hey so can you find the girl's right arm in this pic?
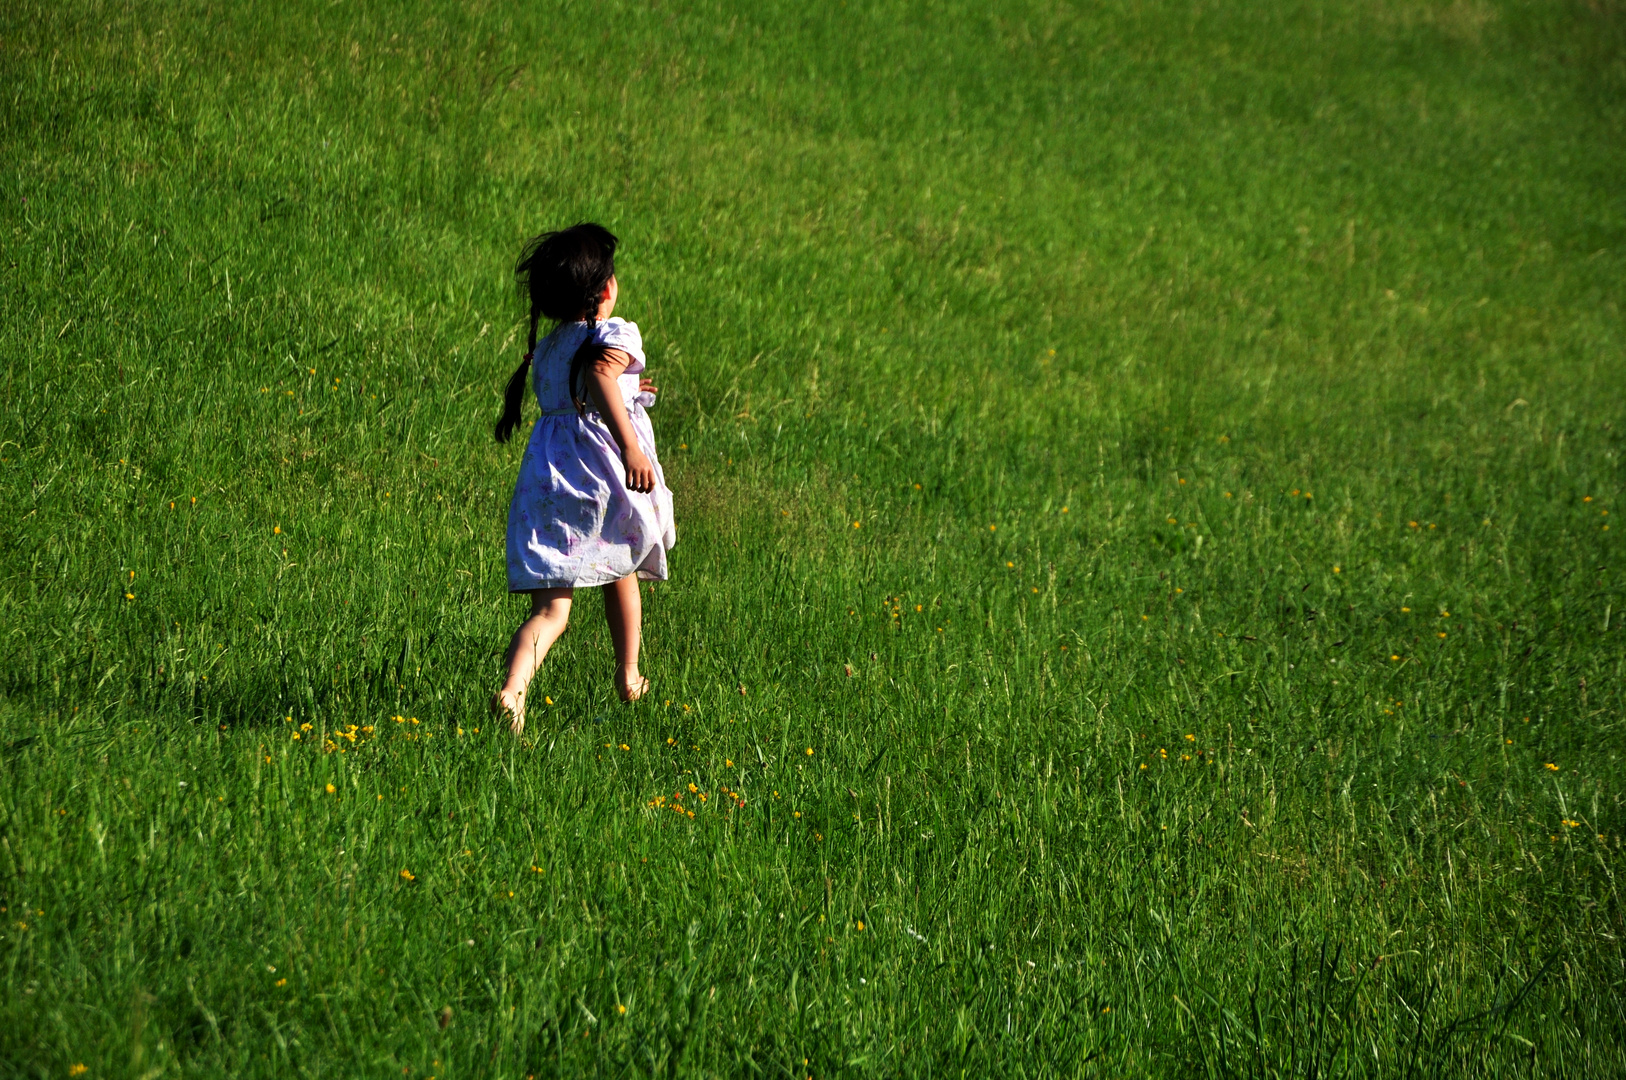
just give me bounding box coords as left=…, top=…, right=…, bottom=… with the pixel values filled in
left=584, top=348, right=656, bottom=493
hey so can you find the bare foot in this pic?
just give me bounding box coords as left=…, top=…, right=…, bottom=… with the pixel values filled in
left=616, top=668, right=650, bottom=702
left=491, top=688, right=525, bottom=734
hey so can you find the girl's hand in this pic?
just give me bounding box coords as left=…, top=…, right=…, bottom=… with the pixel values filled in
left=637, top=377, right=658, bottom=397
left=624, top=448, right=657, bottom=494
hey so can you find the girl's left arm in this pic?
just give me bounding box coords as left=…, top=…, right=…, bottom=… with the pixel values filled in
left=584, top=348, right=656, bottom=493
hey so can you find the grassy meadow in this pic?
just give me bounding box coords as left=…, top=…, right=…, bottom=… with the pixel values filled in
left=3, top=0, right=1625, bottom=1074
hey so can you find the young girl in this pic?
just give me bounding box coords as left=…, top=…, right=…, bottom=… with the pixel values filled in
left=491, top=223, right=675, bottom=732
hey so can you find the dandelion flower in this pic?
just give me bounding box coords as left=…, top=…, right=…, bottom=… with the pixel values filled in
left=1333, top=566, right=1341, bottom=573
left=274, top=525, right=281, bottom=535
left=618, top=1004, right=627, bottom=1015
left=325, top=783, right=336, bottom=794
left=806, top=747, right=814, bottom=756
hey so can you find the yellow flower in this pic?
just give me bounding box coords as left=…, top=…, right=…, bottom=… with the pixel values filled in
left=1185, top=734, right=1195, bottom=741
left=855, top=920, right=865, bottom=931
left=688, top=783, right=698, bottom=793
left=1390, top=655, right=1400, bottom=661
left=1333, top=566, right=1341, bottom=573
left=125, top=592, right=135, bottom=600
left=69, top=1066, right=88, bottom=1076
left=274, top=525, right=281, bottom=535
left=1544, top=763, right=1559, bottom=771
left=805, top=747, right=814, bottom=756
left=620, top=743, right=630, bottom=751
left=544, top=696, right=553, bottom=705
left=400, top=869, right=415, bottom=881
left=852, top=521, right=861, bottom=528
left=725, top=759, right=733, bottom=767
left=1562, top=819, right=1579, bottom=828
left=618, top=1004, right=627, bottom=1015
left=275, top=978, right=287, bottom=987
left=325, top=783, right=336, bottom=794
left=794, top=811, right=801, bottom=818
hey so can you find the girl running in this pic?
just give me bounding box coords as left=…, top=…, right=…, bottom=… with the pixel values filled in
left=491, top=223, right=675, bottom=732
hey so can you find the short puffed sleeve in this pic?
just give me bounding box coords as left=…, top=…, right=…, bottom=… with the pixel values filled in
left=593, top=318, right=645, bottom=374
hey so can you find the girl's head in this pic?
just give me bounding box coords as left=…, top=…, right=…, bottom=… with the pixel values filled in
left=516, top=222, right=618, bottom=331
left=496, top=222, right=619, bottom=443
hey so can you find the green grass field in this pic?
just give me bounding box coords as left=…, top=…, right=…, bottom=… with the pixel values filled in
left=3, top=0, right=1624, bottom=1075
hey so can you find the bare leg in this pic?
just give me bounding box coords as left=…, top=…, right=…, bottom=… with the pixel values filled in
left=602, top=574, right=649, bottom=701
left=491, top=588, right=573, bottom=733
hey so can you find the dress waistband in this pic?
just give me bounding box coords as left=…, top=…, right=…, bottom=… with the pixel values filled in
left=535, top=394, right=652, bottom=419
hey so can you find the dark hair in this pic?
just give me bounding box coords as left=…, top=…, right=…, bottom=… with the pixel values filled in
left=495, top=222, right=618, bottom=442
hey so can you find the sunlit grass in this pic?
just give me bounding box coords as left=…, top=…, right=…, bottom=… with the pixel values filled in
left=1, top=0, right=1623, bottom=1075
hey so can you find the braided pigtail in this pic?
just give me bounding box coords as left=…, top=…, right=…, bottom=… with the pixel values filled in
left=568, top=289, right=604, bottom=417
left=494, top=309, right=540, bottom=444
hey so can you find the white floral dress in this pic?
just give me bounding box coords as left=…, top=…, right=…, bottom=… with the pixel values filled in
left=505, top=318, right=675, bottom=591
